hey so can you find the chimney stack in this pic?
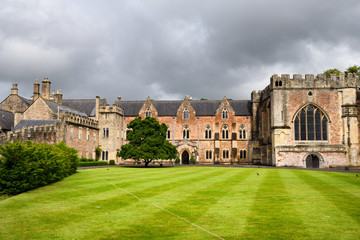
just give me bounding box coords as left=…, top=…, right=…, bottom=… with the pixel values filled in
left=95, top=96, right=100, bottom=120
left=11, top=84, right=18, bottom=95
left=41, top=78, right=51, bottom=100
left=54, top=90, right=63, bottom=104
left=33, top=79, right=40, bottom=100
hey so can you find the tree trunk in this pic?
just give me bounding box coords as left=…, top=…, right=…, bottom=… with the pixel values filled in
left=145, top=160, right=151, bottom=167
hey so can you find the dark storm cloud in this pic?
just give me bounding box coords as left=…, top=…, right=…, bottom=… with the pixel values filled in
left=1, top=0, right=360, bottom=102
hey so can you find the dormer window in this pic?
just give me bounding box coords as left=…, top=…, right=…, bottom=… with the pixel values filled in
left=183, top=108, right=189, bottom=119
left=222, top=107, right=228, bottom=119
left=145, top=108, right=151, bottom=118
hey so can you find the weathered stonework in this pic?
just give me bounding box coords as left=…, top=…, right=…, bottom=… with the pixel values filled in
left=1, top=72, right=359, bottom=169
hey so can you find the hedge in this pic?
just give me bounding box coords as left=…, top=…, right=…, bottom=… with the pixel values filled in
left=0, top=141, right=78, bottom=196
left=77, top=161, right=108, bottom=167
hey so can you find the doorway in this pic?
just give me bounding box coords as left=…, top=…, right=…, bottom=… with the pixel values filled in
left=306, top=154, right=320, bottom=168
left=182, top=151, right=189, bottom=164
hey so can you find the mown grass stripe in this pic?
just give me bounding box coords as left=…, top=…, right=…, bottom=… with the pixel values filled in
left=293, top=170, right=360, bottom=224
left=48, top=168, right=229, bottom=239
left=241, top=169, right=311, bottom=239
left=108, top=169, right=256, bottom=239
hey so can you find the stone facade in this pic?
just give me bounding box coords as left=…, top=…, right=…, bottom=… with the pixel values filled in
left=0, top=73, right=359, bottom=168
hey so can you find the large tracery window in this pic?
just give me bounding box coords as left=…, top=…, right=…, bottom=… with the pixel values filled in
left=294, top=104, right=328, bottom=141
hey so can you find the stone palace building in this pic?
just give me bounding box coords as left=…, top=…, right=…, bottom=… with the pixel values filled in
left=0, top=73, right=359, bottom=168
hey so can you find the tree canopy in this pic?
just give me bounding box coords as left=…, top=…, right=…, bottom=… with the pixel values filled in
left=323, top=65, right=360, bottom=78
left=118, top=117, right=177, bottom=167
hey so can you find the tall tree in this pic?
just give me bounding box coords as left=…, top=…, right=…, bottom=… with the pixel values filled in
left=118, top=117, right=177, bottom=167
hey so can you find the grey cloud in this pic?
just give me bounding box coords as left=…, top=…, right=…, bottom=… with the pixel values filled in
left=1, top=0, right=360, bottom=102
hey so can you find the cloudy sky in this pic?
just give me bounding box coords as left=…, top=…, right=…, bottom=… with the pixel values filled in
left=1, top=0, right=360, bottom=102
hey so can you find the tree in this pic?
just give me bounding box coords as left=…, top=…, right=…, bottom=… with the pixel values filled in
left=117, top=117, right=177, bottom=167
left=323, top=68, right=342, bottom=78
left=345, top=64, right=360, bottom=77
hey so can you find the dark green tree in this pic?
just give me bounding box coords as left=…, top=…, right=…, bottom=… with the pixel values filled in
left=345, top=64, right=360, bottom=77
left=117, top=117, right=177, bottom=167
left=323, top=68, right=342, bottom=78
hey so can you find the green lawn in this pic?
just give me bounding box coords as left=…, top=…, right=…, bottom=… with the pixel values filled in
left=0, top=167, right=359, bottom=240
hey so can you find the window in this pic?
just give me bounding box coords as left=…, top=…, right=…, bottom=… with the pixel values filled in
left=102, top=151, right=108, bottom=161
left=222, top=150, right=229, bottom=159
left=79, top=127, right=82, bottom=140
left=240, top=150, right=247, bottom=159
left=206, top=150, right=212, bottom=160
left=103, top=128, right=106, bottom=138
left=205, top=126, right=212, bottom=139
left=183, top=108, right=189, bottom=119
left=106, top=128, right=109, bottom=138
left=222, top=125, right=229, bottom=139
left=239, top=125, right=246, bottom=139
left=294, top=104, right=328, bottom=141
left=222, top=107, right=228, bottom=119
left=87, top=129, right=90, bottom=141
left=183, top=125, right=190, bottom=139
left=145, top=108, right=151, bottom=118
left=103, top=128, right=109, bottom=138
left=167, top=129, right=171, bottom=139
left=70, top=126, right=73, bottom=140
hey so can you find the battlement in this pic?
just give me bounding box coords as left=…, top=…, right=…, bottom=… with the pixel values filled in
left=270, top=73, right=358, bottom=90
left=8, top=122, right=58, bottom=143
left=60, top=112, right=98, bottom=129
left=99, top=102, right=124, bottom=115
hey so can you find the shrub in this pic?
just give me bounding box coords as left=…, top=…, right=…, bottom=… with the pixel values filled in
left=109, top=160, right=115, bottom=165
left=79, top=157, right=94, bottom=162
left=77, top=161, right=108, bottom=167
left=175, top=157, right=180, bottom=164
left=95, top=146, right=102, bottom=161
left=190, top=157, right=196, bottom=164
left=0, top=141, right=78, bottom=196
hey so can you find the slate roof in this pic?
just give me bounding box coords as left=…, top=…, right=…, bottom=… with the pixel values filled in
left=153, top=100, right=182, bottom=116
left=116, top=99, right=252, bottom=117
left=13, top=119, right=57, bottom=131
left=18, top=95, right=33, bottom=106
left=116, top=101, right=145, bottom=116
left=44, top=99, right=88, bottom=117
left=0, top=109, right=14, bottom=130
left=62, top=99, right=107, bottom=117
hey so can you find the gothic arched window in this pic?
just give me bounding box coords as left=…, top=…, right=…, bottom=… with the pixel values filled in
left=294, top=104, right=328, bottom=141
left=222, top=107, right=228, bottom=119
left=145, top=108, right=151, bottom=118
left=205, top=126, right=212, bottom=139
left=183, top=108, right=189, bottom=119
left=183, top=125, right=190, bottom=139
left=222, top=125, right=229, bottom=139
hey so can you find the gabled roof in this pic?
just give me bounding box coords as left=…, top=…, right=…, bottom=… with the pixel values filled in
left=116, top=99, right=252, bottom=117
left=13, top=119, right=57, bottom=131
left=61, top=98, right=107, bottom=117
left=0, top=109, right=14, bottom=130
left=43, top=99, right=88, bottom=117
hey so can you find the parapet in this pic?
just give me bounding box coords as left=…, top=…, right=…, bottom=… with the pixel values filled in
left=269, top=73, right=358, bottom=89
left=61, top=112, right=98, bottom=129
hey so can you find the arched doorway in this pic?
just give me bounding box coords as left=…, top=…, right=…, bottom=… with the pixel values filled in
left=182, top=151, right=189, bottom=164
left=306, top=154, right=320, bottom=168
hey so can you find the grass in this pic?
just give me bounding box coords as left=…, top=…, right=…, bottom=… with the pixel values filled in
left=0, top=167, right=359, bottom=239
